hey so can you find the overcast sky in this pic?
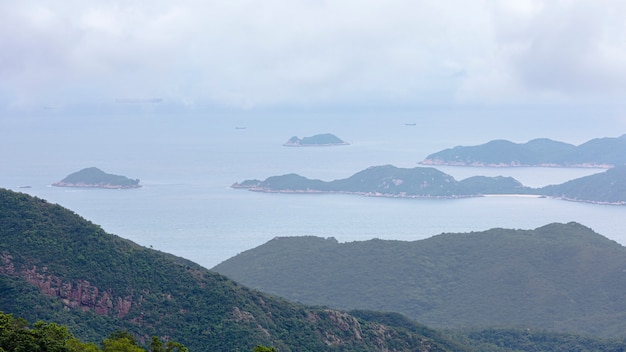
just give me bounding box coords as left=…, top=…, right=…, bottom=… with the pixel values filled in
left=2, top=0, right=626, bottom=112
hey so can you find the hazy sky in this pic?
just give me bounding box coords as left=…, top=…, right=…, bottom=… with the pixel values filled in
left=1, top=0, right=626, bottom=113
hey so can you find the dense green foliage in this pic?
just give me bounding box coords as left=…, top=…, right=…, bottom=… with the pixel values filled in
left=53, top=167, right=140, bottom=188
left=444, top=328, right=626, bottom=352
left=421, top=134, right=626, bottom=167
left=232, top=165, right=528, bottom=197
left=283, top=133, right=348, bottom=146
left=0, top=188, right=464, bottom=352
left=0, top=311, right=187, bottom=352
left=214, top=222, right=626, bottom=337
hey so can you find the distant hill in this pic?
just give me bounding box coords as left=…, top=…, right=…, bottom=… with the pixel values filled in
left=213, top=222, right=626, bottom=338
left=232, top=165, right=528, bottom=198
left=0, top=188, right=466, bottom=352
left=283, top=133, right=349, bottom=147
left=539, top=165, right=626, bottom=204
left=421, top=134, right=626, bottom=167
left=53, top=167, right=141, bottom=189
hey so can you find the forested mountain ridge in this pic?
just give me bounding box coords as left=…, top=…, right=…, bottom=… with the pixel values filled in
left=213, top=222, right=626, bottom=338
left=0, top=188, right=464, bottom=352
left=421, top=134, right=626, bottom=167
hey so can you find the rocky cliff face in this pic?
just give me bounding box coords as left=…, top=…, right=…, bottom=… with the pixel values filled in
left=1, top=253, right=135, bottom=318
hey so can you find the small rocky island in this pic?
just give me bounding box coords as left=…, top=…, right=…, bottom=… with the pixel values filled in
left=53, top=167, right=141, bottom=189
left=283, top=133, right=349, bottom=147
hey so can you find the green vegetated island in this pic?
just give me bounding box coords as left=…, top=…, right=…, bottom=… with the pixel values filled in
left=213, top=222, right=626, bottom=339
left=4, top=188, right=626, bottom=351
left=232, top=164, right=626, bottom=205
left=283, top=133, right=349, bottom=147
left=52, top=167, right=141, bottom=189
left=421, top=134, right=626, bottom=167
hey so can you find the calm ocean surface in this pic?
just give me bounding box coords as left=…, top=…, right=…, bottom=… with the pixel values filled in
left=2, top=111, right=625, bottom=268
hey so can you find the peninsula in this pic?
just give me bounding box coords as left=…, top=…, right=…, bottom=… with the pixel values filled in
left=53, top=167, right=141, bottom=189
left=420, top=134, right=626, bottom=167
left=283, top=133, right=349, bottom=147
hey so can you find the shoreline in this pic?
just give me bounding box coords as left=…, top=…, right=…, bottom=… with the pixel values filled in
left=282, top=142, right=350, bottom=147
left=234, top=187, right=626, bottom=206
left=239, top=187, right=478, bottom=199
left=419, top=161, right=613, bottom=169
left=52, top=182, right=142, bottom=190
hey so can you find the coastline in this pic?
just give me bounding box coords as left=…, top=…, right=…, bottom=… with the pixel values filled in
left=52, top=182, right=142, bottom=190
left=234, top=186, right=626, bottom=205
left=237, top=187, right=478, bottom=199
left=419, top=160, right=614, bottom=168
left=282, top=142, right=350, bottom=147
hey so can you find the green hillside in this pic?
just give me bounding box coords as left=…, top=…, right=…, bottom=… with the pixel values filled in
left=539, top=165, right=626, bottom=204
left=0, top=188, right=463, bottom=352
left=213, top=223, right=626, bottom=338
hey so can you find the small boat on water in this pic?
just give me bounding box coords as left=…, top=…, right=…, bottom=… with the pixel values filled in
left=405, top=123, right=416, bottom=126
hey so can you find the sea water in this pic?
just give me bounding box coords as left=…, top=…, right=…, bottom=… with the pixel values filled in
left=2, top=110, right=625, bottom=268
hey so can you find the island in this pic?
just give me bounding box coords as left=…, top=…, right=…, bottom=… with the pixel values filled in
left=52, top=167, right=141, bottom=189
left=233, top=164, right=626, bottom=204
left=420, top=134, right=626, bottom=167
left=283, top=133, right=349, bottom=147
left=232, top=165, right=528, bottom=198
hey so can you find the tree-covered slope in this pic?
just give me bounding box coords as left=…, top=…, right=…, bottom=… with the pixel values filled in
left=213, top=222, right=626, bottom=338
left=421, top=135, right=626, bottom=167
left=232, top=165, right=528, bottom=197
left=445, top=327, right=626, bottom=352
left=539, top=165, right=626, bottom=204
left=0, top=188, right=464, bottom=352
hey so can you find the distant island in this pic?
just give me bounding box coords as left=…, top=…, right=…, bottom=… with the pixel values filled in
left=53, top=167, right=141, bottom=189
left=233, top=165, right=527, bottom=198
left=421, top=134, right=626, bottom=167
left=283, top=133, right=349, bottom=147
left=233, top=164, right=626, bottom=205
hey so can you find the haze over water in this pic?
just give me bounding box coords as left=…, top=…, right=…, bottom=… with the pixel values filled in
left=2, top=109, right=626, bottom=268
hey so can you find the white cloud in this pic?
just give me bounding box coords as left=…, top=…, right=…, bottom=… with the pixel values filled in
left=1, top=0, right=625, bottom=110
left=458, top=0, right=626, bottom=104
